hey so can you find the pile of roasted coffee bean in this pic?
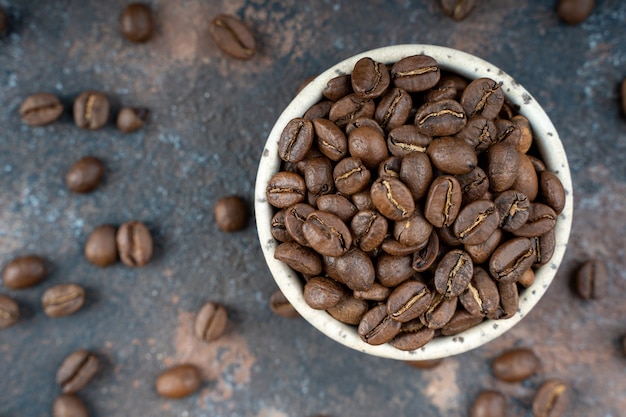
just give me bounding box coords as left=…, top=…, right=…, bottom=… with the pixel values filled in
left=267, top=53, right=567, bottom=351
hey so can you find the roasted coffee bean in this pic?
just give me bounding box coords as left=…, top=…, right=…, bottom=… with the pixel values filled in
left=266, top=172, right=306, bottom=208
left=512, top=153, right=539, bottom=201
left=441, top=0, right=478, bottom=21
left=470, top=390, right=506, bottom=417
left=540, top=171, right=566, bottom=215
left=66, top=156, right=105, bottom=193
left=53, top=394, right=88, bottom=417
left=269, top=289, right=300, bottom=318
left=313, top=117, right=348, bottom=161
left=375, top=87, right=412, bottom=131
left=391, top=55, right=440, bottom=93
left=495, top=118, right=522, bottom=148
left=278, top=118, right=314, bottom=163
left=376, top=253, right=414, bottom=287
left=348, top=126, right=389, bottom=169
left=438, top=225, right=463, bottom=247
left=494, top=190, right=530, bottom=232
left=391, top=324, right=435, bottom=351
left=345, top=117, right=385, bottom=137
left=120, top=3, right=153, bottom=42
left=0, top=294, right=19, bottom=329
left=453, top=200, right=499, bottom=245
left=420, top=293, right=457, bottom=329
left=19, top=93, right=64, bottom=126
left=412, top=230, right=440, bottom=272
left=284, top=203, right=315, bottom=246
left=427, top=136, right=477, bottom=175
left=440, top=309, right=484, bottom=336
left=528, top=155, right=546, bottom=172
left=351, top=57, right=390, bottom=99
left=460, top=267, right=499, bottom=317
left=387, top=124, right=431, bottom=156
left=351, top=190, right=374, bottom=212
left=317, top=194, right=357, bottom=222
left=326, top=248, right=375, bottom=291
left=270, top=210, right=292, bottom=243
left=424, top=175, right=463, bottom=227
left=518, top=268, right=535, bottom=287
left=399, top=151, right=433, bottom=201
left=465, top=228, right=502, bottom=264
left=354, top=282, right=391, bottom=302
left=575, top=259, right=607, bottom=300
left=489, top=237, right=535, bottom=283
left=358, top=304, right=401, bottom=345
left=415, top=99, right=467, bottom=137
left=511, top=115, right=533, bottom=152
left=378, top=155, right=403, bottom=179
left=0, top=6, right=6, bottom=35
left=74, top=91, right=109, bottom=130
left=558, top=0, right=595, bottom=24
left=326, top=295, right=368, bottom=325
left=513, top=203, right=557, bottom=237
left=2, top=255, right=47, bottom=289
left=424, top=78, right=457, bottom=102
left=209, top=14, right=256, bottom=59
left=531, top=229, right=556, bottom=266
left=56, top=350, right=99, bottom=394
left=371, top=177, right=415, bottom=221
left=492, top=347, right=541, bottom=382
left=382, top=237, right=428, bottom=256
left=487, top=143, right=521, bottom=192
left=274, top=242, right=322, bottom=275
left=42, top=284, right=86, bottom=318
left=333, top=157, right=370, bottom=195
left=491, top=281, right=519, bottom=319
left=532, top=379, right=569, bottom=417
left=405, top=358, right=443, bottom=369
left=155, top=364, right=202, bottom=399
left=460, top=78, right=504, bottom=119
left=328, top=94, right=375, bottom=127
left=303, top=100, right=333, bottom=120
left=323, top=74, right=352, bottom=101
left=456, top=167, right=489, bottom=204
left=387, top=280, right=432, bottom=323
left=434, top=249, right=473, bottom=297
left=303, top=277, right=346, bottom=310
left=351, top=210, right=388, bottom=252
left=393, top=210, right=433, bottom=247
left=298, top=153, right=334, bottom=197
left=116, top=221, right=153, bottom=267
left=116, top=107, right=148, bottom=133
left=302, top=211, right=352, bottom=257
left=194, top=302, right=228, bottom=342
left=456, top=116, right=497, bottom=153
left=214, top=196, right=248, bottom=232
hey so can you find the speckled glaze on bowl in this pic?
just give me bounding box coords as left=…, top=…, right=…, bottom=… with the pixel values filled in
left=254, top=45, right=573, bottom=360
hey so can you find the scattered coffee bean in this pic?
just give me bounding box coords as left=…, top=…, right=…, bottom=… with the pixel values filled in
left=269, top=289, right=300, bottom=318
left=557, top=0, right=595, bottom=24
left=0, top=294, right=19, bottom=329
left=56, top=349, right=100, bottom=394
left=116, top=107, right=148, bottom=133
left=209, top=14, right=256, bottom=60
left=66, top=156, right=105, bottom=193
left=532, top=379, right=569, bottom=417
left=73, top=91, right=109, bottom=130
left=575, top=258, right=607, bottom=299
left=2, top=255, right=47, bottom=289
left=194, top=302, right=228, bottom=342
left=470, top=390, right=506, bottom=417
left=42, top=284, right=86, bottom=318
left=492, top=347, right=541, bottom=382
left=441, top=0, right=478, bottom=21
left=85, top=225, right=118, bottom=267
left=19, top=93, right=64, bottom=126
left=53, top=394, right=88, bottom=417
left=116, top=221, right=153, bottom=267
left=120, top=3, right=153, bottom=42
left=214, top=196, right=248, bottom=232
left=155, top=364, right=202, bottom=399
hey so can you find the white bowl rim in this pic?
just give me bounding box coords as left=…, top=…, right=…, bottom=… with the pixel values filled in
left=254, top=44, right=573, bottom=360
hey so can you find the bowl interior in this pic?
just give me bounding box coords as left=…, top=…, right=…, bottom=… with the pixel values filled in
left=254, top=44, right=573, bottom=360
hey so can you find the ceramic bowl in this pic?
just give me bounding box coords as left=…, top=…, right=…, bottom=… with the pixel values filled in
left=254, top=44, right=573, bottom=360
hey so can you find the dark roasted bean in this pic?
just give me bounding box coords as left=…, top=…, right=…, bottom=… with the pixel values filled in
left=351, top=210, right=388, bottom=252
left=453, top=199, right=499, bottom=245
left=532, top=379, right=569, bottom=417
left=492, top=347, right=541, bottom=382
left=278, top=118, right=314, bottom=163
left=351, top=57, right=390, bottom=99
left=274, top=242, right=322, bottom=275
left=387, top=280, right=432, bottom=323
left=424, top=175, right=463, bottom=228
left=489, top=237, right=535, bottom=283
left=0, top=294, right=19, bottom=329
left=56, top=350, right=99, bottom=394
left=266, top=172, right=306, bottom=208
left=209, top=14, right=256, bottom=59
left=155, top=364, right=202, bottom=398
left=575, top=259, right=607, bottom=300
left=19, top=93, right=64, bottom=126
left=194, top=302, right=228, bottom=342
left=427, top=136, right=477, bottom=175
left=2, top=255, right=47, bottom=289
left=415, top=99, right=467, bottom=137
left=358, top=304, right=401, bottom=345
left=460, top=78, right=504, bottom=119
left=42, top=284, right=86, bottom=318
left=303, top=277, right=346, bottom=310
left=391, top=55, right=440, bottom=93
left=434, top=250, right=473, bottom=297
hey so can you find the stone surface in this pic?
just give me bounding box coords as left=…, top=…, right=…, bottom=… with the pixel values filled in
left=0, top=1, right=625, bottom=416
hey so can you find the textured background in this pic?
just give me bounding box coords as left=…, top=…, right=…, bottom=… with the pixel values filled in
left=1, top=1, right=625, bottom=416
